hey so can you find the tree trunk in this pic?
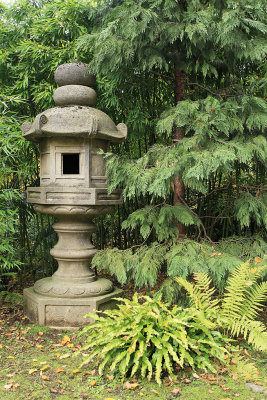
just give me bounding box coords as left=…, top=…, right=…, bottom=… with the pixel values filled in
left=173, top=63, right=186, bottom=237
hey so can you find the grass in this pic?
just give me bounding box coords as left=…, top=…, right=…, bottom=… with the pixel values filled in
left=0, top=303, right=267, bottom=400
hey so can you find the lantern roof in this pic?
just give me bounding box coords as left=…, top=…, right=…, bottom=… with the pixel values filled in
left=22, top=62, right=127, bottom=143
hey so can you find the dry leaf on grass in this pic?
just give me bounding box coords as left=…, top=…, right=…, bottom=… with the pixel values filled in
left=123, top=381, right=139, bottom=390
left=172, top=387, right=182, bottom=394
left=61, top=335, right=71, bottom=346
left=28, top=369, right=38, bottom=375
left=40, top=365, right=50, bottom=371
left=60, top=354, right=70, bottom=359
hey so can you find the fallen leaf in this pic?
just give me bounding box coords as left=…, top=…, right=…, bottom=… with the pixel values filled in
left=107, top=375, right=114, bottom=381
left=106, top=388, right=112, bottom=393
left=41, top=375, right=50, bottom=381
left=13, top=383, right=20, bottom=389
left=61, top=335, right=71, bottom=346
left=151, top=389, right=159, bottom=395
left=28, top=369, right=38, bottom=375
left=38, top=332, right=43, bottom=336
left=55, top=353, right=61, bottom=357
left=234, top=395, right=240, bottom=397
left=56, top=368, right=64, bottom=373
left=164, top=382, right=171, bottom=386
left=40, top=365, right=50, bottom=371
left=123, top=381, right=139, bottom=390
left=232, top=373, right=238, bottom=380
left=255, top=257, right=262, bottom=264
left=60, top=354, right=70, bottom=359
left=36, top=345, right=43, bottom=349
left=182, top=379, right=191, bottom=384
left=6, top=356, right=14, bottom=359
left=172, top=387, right=182, bottom=394
left=230, top=359, right=238, bottom=365
left=192, top=373, right=200, bottom=379
left=103, top=398, right=116, bottom=400
left=208, top=389, right=214, bottom=394
left=244, top=349, right=251, bottom=358
left=72, top=370, right=81, bottom=374
left=50, top=389, right=58, bottom=393
left=90, top=380, right=97, bottom=386
left=3, top=384, right=13, bottom=391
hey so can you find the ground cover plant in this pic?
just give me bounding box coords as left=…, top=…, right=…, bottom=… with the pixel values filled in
left=0, top=295, right=267, bottom=400
left=79, top=261, right=267, bottom=386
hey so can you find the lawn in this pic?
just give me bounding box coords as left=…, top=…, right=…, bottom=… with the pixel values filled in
left=0, top=299, right=266, bottom=400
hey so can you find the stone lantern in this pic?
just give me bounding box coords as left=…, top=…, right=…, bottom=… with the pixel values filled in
left=22, top=62, right=126, bottom=328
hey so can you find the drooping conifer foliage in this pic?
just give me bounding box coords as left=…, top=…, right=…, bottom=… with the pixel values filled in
left=78, top=0, right=267, bottom=296
left=0, top=0, right=266, bottom=295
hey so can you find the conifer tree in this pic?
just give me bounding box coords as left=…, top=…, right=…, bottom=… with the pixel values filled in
left=78, top=0, right=267, bottom=295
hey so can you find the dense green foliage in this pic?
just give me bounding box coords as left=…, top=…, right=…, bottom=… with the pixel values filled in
left=79, top=294, right=231, bottom=384
left=79, top=261, right=266, bottom=384
left=177, top=261, right=267, bottom=351
left=0, top=0, right=266, bottom=297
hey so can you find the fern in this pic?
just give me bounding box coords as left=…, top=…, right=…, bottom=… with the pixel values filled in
left=178, top=261, right=267, bottom=352
left=78, top=294, right=230, bottom=384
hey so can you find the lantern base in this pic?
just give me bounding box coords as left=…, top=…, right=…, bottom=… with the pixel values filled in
left=23, top=287, right=123, bottom=329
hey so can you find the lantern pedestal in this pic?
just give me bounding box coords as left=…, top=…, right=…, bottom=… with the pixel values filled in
left=23, top=204, right=123, bottom=328
left=23, top=287, right=123, bottom=329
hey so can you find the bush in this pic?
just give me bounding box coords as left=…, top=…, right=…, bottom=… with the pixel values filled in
left=79, top=261, right=267, bottom=384
left=79, top=294, right=231, bottom=384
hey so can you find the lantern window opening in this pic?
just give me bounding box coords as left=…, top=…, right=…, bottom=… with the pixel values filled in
left=62, top=153, right=80, bottom=175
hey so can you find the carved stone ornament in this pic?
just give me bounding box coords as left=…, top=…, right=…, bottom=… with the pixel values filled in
left=22, top=61, right=126, bottom=328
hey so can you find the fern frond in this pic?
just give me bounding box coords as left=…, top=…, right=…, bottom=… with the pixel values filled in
left=240, top=281, right=267, bottom=320
left=229, top=354, right=262, bottom=383
left=222, top=261, right=266, bottom=319
left=176, top=273, right=219, bottom=311
left=229, top=317, right=267, bottom=351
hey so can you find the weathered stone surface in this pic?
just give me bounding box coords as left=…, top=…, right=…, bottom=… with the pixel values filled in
left=22, top=61, right=127, bottom=329
left=53, top=85, right=97, bottom=106
left=23, top=287, right=123, bottom=328
left=245, top=383, right=267, bottom=394
left=54, top=62, right=96, bottom=87
left=34, top=277, right=113, bottom=298
left=27, top=188, right=122, bottom=205
left=22, top=106, right=127, bottom=143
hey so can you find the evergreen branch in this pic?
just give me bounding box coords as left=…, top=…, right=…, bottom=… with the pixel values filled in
left=187, top=83, right=223, bottom=98
left=175, top=194, right=212, bottom=242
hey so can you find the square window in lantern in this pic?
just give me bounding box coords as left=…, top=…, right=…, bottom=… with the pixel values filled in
left=62, top=153, right=80, bottom=174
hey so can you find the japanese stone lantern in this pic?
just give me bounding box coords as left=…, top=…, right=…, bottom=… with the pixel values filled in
left=22, top=62, right=126, bottom=328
